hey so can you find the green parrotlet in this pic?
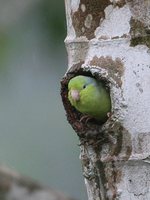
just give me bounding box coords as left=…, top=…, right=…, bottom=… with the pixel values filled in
left=68, top=75, right=111, bottom=122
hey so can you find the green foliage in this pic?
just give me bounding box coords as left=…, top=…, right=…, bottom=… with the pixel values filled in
left=0, top=32, right=9, bottom=68
left=38, top=0, right=66, bottom=45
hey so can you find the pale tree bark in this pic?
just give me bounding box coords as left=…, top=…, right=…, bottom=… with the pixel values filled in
left=61, top=0, right=150, bottom=200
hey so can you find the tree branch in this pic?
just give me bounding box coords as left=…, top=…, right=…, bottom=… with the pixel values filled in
left=0, top=165, right=76, bottom=200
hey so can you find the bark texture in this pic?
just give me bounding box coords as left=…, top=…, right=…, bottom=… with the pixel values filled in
left=62, top=0, right=150, bottom=200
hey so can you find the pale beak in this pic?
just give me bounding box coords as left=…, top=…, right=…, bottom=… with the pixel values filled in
left=70, top=89, right=80, bottom=101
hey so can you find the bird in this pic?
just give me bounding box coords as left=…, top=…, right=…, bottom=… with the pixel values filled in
left=68, top=75, right=111, bottom=122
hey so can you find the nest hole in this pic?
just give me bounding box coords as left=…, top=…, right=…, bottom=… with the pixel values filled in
left=60, top=64, right=112, bottom=139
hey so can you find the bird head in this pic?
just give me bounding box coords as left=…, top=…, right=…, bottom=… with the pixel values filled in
left=68, top=75, right=92, bottom=105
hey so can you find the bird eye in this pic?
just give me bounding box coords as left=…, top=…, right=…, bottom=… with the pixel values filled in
left=83, top=84, right=86, bottom=89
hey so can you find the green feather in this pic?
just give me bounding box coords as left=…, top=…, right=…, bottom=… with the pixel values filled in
left=68, top=75, right=111, bottom=121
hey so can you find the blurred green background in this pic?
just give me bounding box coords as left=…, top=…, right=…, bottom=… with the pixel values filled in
left=0, top=0, right=87, bottom=199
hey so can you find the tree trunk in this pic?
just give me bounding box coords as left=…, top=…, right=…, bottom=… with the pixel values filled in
left=61, top=0, right=150, bottom=200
